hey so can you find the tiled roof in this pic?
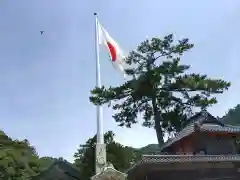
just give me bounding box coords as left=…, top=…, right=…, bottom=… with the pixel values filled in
left=160, top=111, right=240, bottom=151
left=91, top=166, right=127, bottom=180
left=31, top=161, right=81, bottom=180
left=140, top=154, right=240, bottom=163
left=127, top=154, right=240, bottom=175
left=200, top=124, right=240, bottom=133
left=160, top=123, right=195, bottom=151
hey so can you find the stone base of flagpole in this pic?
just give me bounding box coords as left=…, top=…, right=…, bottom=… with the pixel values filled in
left=95, top=143, right=107, bottom=174
left=91, top=162, right=127, bottom=180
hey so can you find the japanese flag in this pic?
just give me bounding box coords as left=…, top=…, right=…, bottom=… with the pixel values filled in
left=97, top=21, right=127, bottom=76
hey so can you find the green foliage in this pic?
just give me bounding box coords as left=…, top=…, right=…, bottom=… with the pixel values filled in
left=38, top=157, right=57, bottom=171
left=0, top=131, right=41, bottom=179
left=0, top=130, right=61, bottom=179
left=90, top=34, right=231, bottom=144
left=138, top=144, right=161, bottom=154
left=222, top=104, right=240, bottom=125
left=73, top=131, right=141, bottom=180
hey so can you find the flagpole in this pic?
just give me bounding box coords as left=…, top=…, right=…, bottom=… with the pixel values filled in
left=94, top=12, right=106, bottom=175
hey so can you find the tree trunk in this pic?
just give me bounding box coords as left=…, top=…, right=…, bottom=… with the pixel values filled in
left=151, top=97, right=164, bottom=147
left=147, top=57, right=164, bottom=147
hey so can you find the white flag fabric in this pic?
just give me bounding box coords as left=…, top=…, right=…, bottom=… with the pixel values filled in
left=97, top=21, right=127, bottom=76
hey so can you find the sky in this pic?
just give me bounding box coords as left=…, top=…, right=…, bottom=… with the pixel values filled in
left=0, top=0, right=240, bottom=162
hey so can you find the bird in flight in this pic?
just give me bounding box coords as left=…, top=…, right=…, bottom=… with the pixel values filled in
left=40, top=31, right=44, bottom=35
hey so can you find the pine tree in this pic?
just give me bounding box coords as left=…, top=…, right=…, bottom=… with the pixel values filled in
left=90, top=34, right=231, bottom=145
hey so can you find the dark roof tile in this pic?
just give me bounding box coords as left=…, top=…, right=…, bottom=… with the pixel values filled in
left=31, top=160, right=81, bottom=180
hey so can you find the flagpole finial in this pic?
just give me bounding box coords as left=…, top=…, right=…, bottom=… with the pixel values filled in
left=94, top=13, right=97, bottom=15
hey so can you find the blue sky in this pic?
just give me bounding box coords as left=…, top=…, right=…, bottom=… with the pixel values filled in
left=0, top=0, right=240, bottom=162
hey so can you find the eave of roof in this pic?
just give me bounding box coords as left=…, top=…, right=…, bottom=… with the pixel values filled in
left=140, top=154, right=240, bottom=164
left=127, top=154, right=240, bottom=177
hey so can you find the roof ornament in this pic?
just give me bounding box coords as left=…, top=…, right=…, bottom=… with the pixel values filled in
left=201, top=109, right=208, bottom=119
left=194, top=122, right=201, bottom=131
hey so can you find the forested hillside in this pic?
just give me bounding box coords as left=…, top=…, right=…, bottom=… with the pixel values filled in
left=138, top=144, right=161, bottom=154
left=0, top=130, right=63, bottom=179
left=0, top=130, right=41, bottom=179
left=222, top=104, right=240, bottom=125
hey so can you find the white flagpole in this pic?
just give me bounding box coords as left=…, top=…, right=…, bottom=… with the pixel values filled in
left=94, top=12, right=106, bottom=175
